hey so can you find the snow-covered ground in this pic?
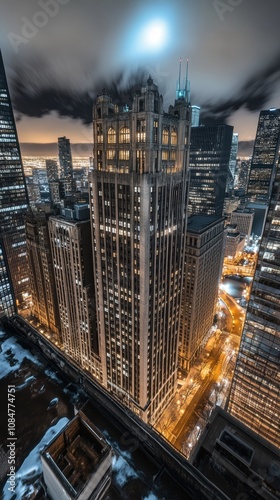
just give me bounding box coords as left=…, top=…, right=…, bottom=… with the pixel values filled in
left=0, top=327, right=186, bottom=499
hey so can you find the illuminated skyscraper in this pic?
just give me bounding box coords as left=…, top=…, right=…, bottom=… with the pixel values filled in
left=0, top=50, right=29, bottom=317
left=247, top=108, right=280, bottom=203
left=49, top=205, right=101, bottom=379
left=58, top=136, right=74, bottom=194
left=25, top=208, right=60, bottom=338
left=89, top=78, right=190, bottom=423
left=46, top=159, right=59, bottom=183
left=179, top=215, right=225, bottom=371
left=188, top=125, right=233, bottom=217
left=228, top=161, right=280, bottom=447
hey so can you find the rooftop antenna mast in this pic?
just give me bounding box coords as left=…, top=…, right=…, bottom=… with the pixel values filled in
left=176, top=58, right=183, bottom=99
left=185, top=58, right=191, bottom=103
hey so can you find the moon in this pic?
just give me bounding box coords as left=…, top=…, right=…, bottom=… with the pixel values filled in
left=141, top=19, right=168, bottom=51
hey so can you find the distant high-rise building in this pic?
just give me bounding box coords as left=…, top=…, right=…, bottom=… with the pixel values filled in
left=227, top=132, right=238, bottom=192
left=235, top=158, right=250, bottom=192
left=0, top=50, right=29, bottom=317
left=48, top=180, right=61, bottom=206
left=179, top=215, right=225, bottom=371
left=230, top=207, right=254, bottom=238
left=58, top=136, right=74, bottom=192
left=224, top=224, right=245, bottom=259
left=188, top=125, right=233, bottom=217
left=25, top=208, right=60, bottom=338
left=46, top=159, right=59, bottom=183
left=228, top=161, right=280, bottom=448
left=247, top=108, right=280, bottom=203
left=89, top=79, right=190, bottom=423
left=191, top=105, right=200, bottom=127
left=32, top=168, right=50, bottom=204
left=49, top=205, right=101, bottom=379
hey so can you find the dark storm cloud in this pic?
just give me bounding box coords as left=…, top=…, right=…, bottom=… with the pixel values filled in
left=200, top=52, right=280, bottom=124
left=12, top=49, right=280, bottom=127
left=11, top=59, right=147, bottom=123
left=1, top=0, right=280, bottom=144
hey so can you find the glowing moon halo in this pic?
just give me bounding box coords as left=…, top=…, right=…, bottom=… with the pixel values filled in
left=140, top=19, right=168, bottom=51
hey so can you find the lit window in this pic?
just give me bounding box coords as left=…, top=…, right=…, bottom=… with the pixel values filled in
left=119, top=150, right=130, bottom=160
left=108, top=127, right=116, bottom=143
left=171, top=130, right=177, bottom=145
left=162, top=128, right=169, bottom=145
left=107, top=150, right=116, bottom=159
left=120, top=127, right=130, bottom=143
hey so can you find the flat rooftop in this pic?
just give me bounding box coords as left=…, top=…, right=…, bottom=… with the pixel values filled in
left=187, top=214, right=223, bottom=233
left=191, top=407, right=280, bottom=499
left=41, top=411, right=111, bottom=497
left=232, top=208, right=254, bottom=214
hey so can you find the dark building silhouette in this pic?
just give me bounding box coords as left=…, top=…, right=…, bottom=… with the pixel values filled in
left=188, top=125, right=233, bottom=217
left=0, top=50, right=29, bottom=317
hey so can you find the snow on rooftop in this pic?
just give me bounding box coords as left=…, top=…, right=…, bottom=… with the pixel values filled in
left=15, top=375, right=36, bottom=391
left=0, top=331, right=43, bottom=380
left=2, top=417, right=69, bottom=500
left=112, top=454, right=138, bottom=487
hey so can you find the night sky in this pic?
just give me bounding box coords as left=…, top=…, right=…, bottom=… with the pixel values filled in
left=0, top=0, right=280, bottom=156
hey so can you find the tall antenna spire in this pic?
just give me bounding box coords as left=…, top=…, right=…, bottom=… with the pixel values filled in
left=176, top=57, right=190, bottom=101
left=185, top=58, right=191, bottom=102
left=178, top=57, right=182, bottom=92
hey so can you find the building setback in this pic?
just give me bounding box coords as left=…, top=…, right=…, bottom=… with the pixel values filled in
left=49, top=205, right=101, bottom=380
left=0, top=50, right=29, bottom=317
left=247, top=108, right=280, bottom=203
left=89, top=78, right=190, bottom=424
left=228, top=162, right=280, bottom=448
left=179, top=215, right=225, bottom=371
left=188, top=125, right=233, bottom=218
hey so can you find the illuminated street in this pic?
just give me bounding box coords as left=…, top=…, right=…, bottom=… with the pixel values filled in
left=156, top=248, right=258, bottom=457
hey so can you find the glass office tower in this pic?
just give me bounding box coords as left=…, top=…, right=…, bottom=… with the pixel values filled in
left=228, top=160, right=280, bottom=448
left=188, top=125, right=233, bottom=217
left=247, top=108, right=280, bottom=203
left=0, top=50, right=29, bottom=317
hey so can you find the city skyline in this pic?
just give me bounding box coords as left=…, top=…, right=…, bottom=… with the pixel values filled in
left=0, top=0, right=280, bottom=155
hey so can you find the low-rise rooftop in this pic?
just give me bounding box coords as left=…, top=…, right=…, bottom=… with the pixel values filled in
left=187, top=214, right=223, bottom=233
left=191, top=407, right=280, bottom=499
